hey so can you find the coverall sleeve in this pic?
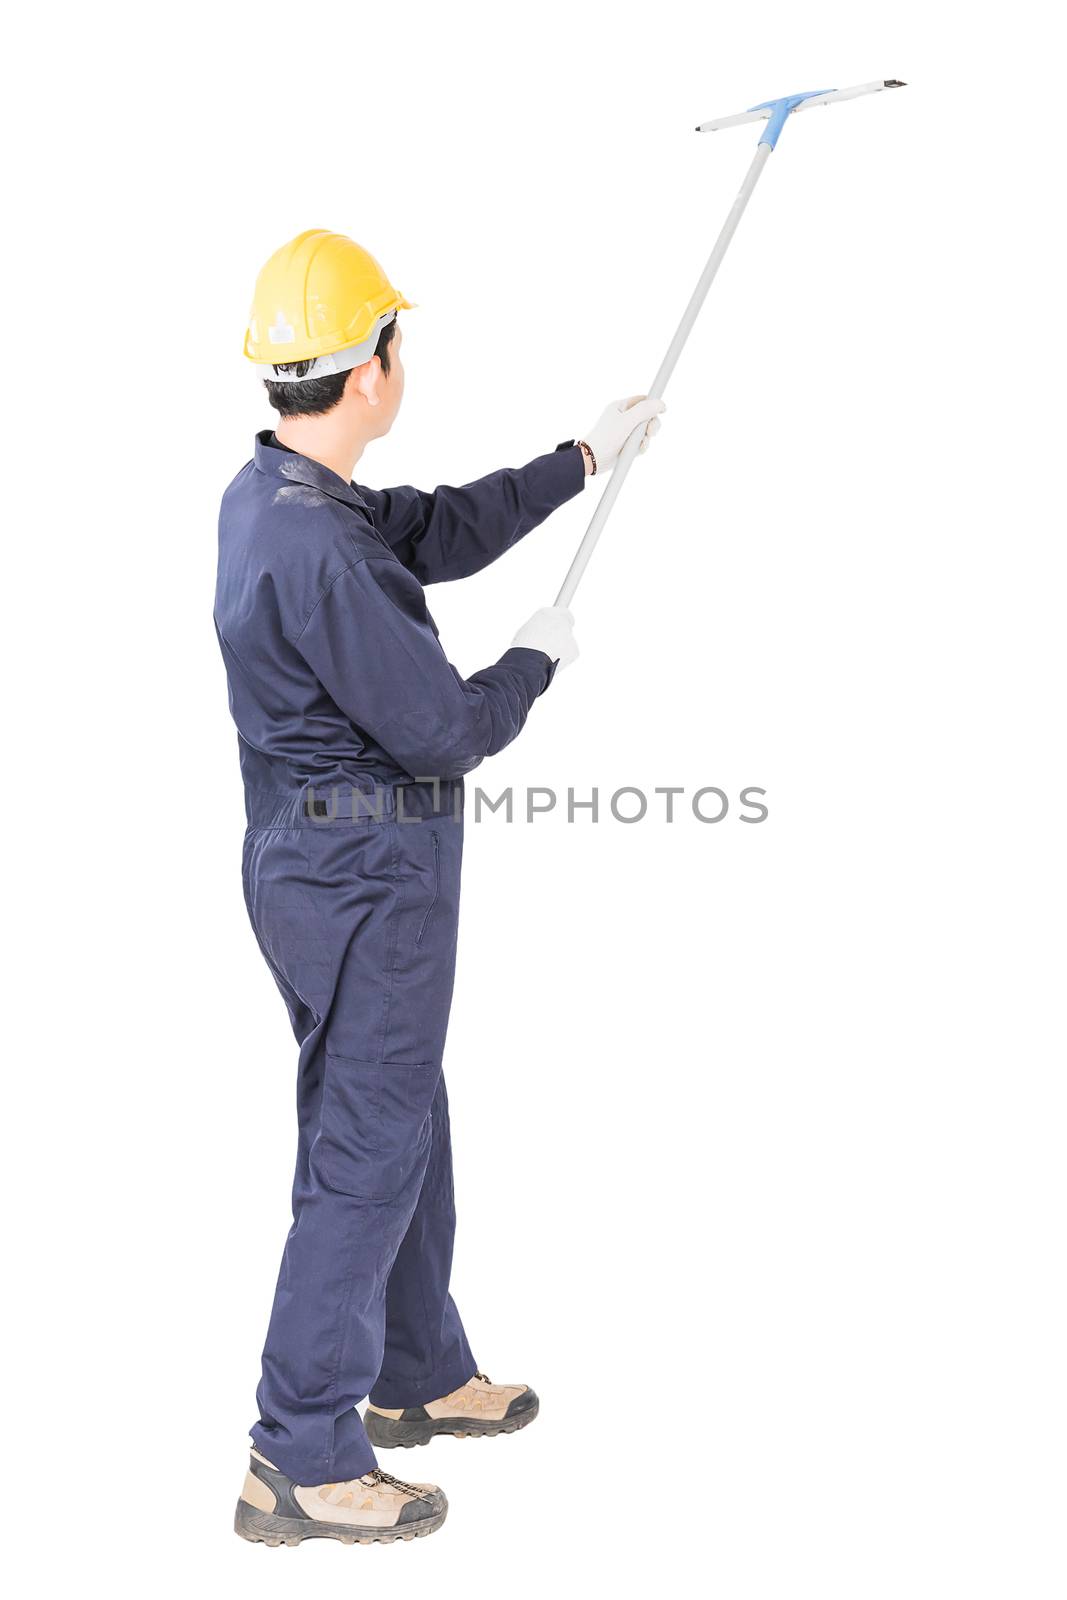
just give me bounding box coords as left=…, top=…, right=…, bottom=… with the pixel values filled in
left=356, top=442, right=586, bottom=585
left=293, top=555, right=553, bottom=780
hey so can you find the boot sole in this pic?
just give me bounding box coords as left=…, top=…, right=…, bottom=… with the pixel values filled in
left=365, top=1396, right=539, bottom=1448
left=234, top=1497, right=447, bottom=1546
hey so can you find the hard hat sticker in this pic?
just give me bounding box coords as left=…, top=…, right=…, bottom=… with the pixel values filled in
left=268, top=312, right=295, bottom=345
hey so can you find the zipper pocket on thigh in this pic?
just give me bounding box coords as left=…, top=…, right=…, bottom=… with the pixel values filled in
left=415, top=830, right=441, bottom=947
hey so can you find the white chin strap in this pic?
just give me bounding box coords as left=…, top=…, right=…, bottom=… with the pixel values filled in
left=257, top=310, right=397, bottom=384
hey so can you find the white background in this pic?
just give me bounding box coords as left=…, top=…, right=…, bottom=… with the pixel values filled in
left=6, top=2, right=1064, bottom=1596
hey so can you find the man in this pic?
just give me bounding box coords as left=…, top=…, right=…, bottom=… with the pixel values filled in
left=216, top=229, right=663, bottom=1546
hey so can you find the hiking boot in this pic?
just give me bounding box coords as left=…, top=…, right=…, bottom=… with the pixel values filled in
left=234, top=1445, right=447, bottom=1545
left=365, top=1371, right=539, bottom=1447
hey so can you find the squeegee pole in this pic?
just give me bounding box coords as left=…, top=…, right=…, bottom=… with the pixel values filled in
left=555, top=140, right=773, bottom=608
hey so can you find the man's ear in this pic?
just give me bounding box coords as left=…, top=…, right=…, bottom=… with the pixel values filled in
left=350, top=356, right=383, bottom=408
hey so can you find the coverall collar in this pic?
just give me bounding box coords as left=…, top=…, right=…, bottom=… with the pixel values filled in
left=254, top=430, right=370, bottom=512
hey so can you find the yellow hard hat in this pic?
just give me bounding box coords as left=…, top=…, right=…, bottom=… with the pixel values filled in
left=244, top=229, right=414, bottom=380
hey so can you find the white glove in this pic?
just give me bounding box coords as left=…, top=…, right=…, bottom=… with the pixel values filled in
left=511, top=606, right=578, bottom=672
left=580, top=394, right=665, bottom=474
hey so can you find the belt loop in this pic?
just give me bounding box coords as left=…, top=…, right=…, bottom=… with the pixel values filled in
left=303, top=786, right=339, bottom=821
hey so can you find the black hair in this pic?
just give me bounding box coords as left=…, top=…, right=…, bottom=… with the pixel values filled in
left=264, top=314, right=398, bottom=417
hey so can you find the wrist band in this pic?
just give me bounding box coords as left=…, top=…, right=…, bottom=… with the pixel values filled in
left=578, top=439, right=597, bottom=475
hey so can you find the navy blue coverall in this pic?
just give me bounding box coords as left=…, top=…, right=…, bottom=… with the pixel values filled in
left=214, top=430, right=585, bottom=1486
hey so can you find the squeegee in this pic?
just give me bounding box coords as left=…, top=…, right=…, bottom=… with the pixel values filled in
left=555, top=79, right=906, bottom=607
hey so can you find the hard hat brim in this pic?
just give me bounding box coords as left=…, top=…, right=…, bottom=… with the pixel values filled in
left=248, top=308, right=409, bottom=382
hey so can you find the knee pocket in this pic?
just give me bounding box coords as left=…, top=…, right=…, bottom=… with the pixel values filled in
left=318, top=1053, right=441, bottom=1201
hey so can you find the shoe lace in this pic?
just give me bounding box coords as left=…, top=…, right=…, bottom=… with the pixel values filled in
left=363, top=1467, right=429, bottom=1499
